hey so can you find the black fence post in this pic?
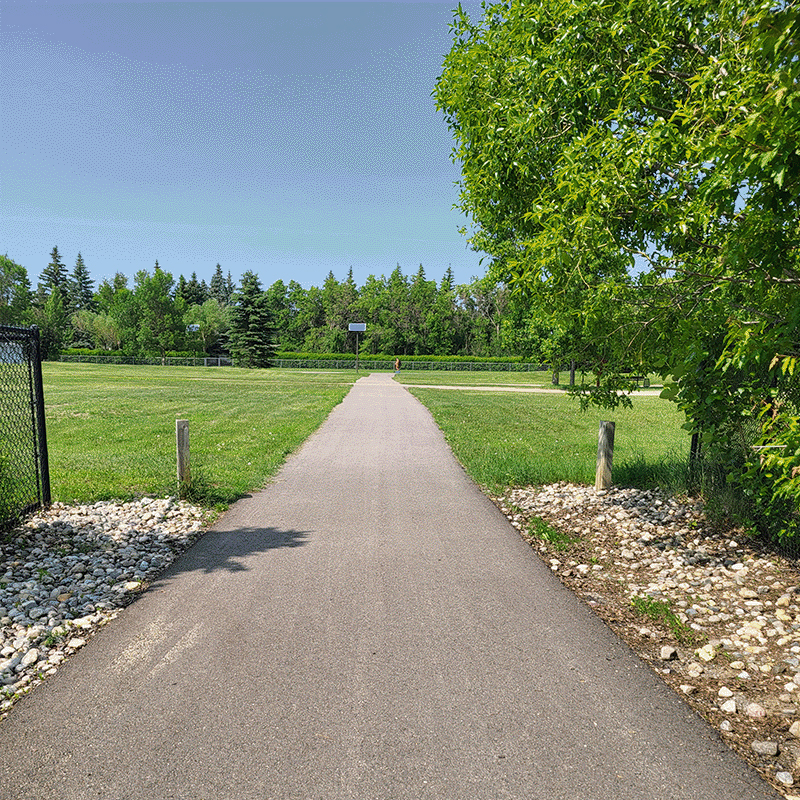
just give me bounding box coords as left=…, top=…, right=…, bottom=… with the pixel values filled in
left=689, top=431, right=702, bottom=495
left=30, top=326, right=51, bottom=506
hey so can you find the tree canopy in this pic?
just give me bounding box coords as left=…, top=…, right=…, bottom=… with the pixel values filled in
left=435, top=0, right=800, bottom=538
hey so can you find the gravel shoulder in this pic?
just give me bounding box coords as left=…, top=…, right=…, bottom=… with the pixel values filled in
left=494, top=482, right=800, bottom=800
left=0, top=497, right=212, bottom=720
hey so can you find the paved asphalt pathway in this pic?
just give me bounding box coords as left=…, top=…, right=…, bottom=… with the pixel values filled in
left=0, top=374, right=781, bottom=799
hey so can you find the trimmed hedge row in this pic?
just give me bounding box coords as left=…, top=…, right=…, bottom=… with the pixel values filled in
left=274, top=351, right=535, bottom=365
left=272, top=353, right=544, bottom=372
left=58, top=349, right=549, bottom=372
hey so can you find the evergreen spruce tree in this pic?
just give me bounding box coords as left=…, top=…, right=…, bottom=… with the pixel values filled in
left=38, top=246, right=68, bottom=300
left=225, top=271, right=236, bottom=305
left=175, top=275, right=189, bottom=306
left=209, top=264, right=226, bottom=305
left=228, top=271, right=274, bottom=368
left=440, top=266, right=455, bottom=294
left=185, top=271, right=206, bottom=306
left=68, top=252, right=95, bottom=313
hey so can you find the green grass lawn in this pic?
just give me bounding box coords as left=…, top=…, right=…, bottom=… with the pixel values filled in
left=38, top=363, right=686, bottom=508
left=42, top=363, right=356, bottom=506
left=396, top=369, right=554, bottom=386
left=406, top=384, right=689, bottom=492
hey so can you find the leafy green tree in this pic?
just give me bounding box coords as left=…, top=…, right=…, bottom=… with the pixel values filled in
left=265, top=280, right=301, bottom=350
left=408, top=265, right=437, bottom=354
left=95, top=272, right=129, bottom=313
left=319, top=270, right=359, bottom=352
left=284, top=280, right=309, bottom=350
left=184, top=298, right=230, bottom=355
left=379, top=266, right=412, bottom=354
left=134, top=268, right=185, bottom=362
left=352, top=275, right=384, bottom=353
left=0, top=254, right=32, bottom=326
left=70, top=309, right=99, bottom=349
left=228, top=271, right=275, bottom=368
left=95, top=273, right=138, bottom=352
left=435, top=0, right=800, bottom=538
left=298, top=285, right=326, bottom=352
left=425, top=270, right=460, bottom=356
left=32, top=287, right=68, bottom=358
left=91, top=312, right=124, bottom=351
left=457, top=274, right=510, bottom=357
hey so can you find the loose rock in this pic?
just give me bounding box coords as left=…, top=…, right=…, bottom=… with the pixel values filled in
left=494, top=482, right=800, bottom=798
left=752, top=741, right=780, bottom=757
left=0, top=497, right=209, bottom=719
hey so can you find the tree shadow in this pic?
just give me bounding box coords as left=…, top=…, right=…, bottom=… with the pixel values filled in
left=143, top=523, right=312, bottom=589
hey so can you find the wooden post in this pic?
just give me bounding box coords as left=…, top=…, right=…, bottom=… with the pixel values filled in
left=176, top=419, right=190, bottom=485
left=595, top=420, right=615, bottom=491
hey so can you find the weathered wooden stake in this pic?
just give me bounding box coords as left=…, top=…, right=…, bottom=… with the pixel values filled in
left=176, top=419, right=190, bottom=485
left=595, top=420, right=615, bottom=492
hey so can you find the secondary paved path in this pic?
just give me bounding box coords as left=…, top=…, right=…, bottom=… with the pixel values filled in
left=398, top=382, right=663, bottom=396
left=0, top=374, right=780, bottom=799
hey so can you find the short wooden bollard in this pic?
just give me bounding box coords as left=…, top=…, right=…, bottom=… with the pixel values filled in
left=176, top=419, right=190, bottom=485
left=595, top=420, right=615, bottom=491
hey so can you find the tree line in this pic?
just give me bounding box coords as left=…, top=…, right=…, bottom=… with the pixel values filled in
left=1, top=247, right=569, bottom=365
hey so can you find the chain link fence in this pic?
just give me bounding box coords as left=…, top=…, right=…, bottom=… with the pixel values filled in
left=59, top=354, right=231, bottom=367
left=0, top=325, right=50, bottom=528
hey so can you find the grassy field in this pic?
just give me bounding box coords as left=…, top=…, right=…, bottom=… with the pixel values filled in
left=37, top=364, right=687, bottom=508
left=41, top=363, right=356, bottom=506
left=403, top=377, right=689, bottom=492
left=397, top=369, right=663, bottom=389
left=397, top=370, right=554, bottom=386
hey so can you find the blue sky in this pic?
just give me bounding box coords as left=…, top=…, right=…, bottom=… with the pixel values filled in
left=2, top=0, right=486, bottom=292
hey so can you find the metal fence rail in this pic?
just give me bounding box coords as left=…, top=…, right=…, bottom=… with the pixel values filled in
left=0, top=325, right=50, bottom=527
left=59, top=354, right=543, bottom=371
left=60, top=354, right=231, bottom=367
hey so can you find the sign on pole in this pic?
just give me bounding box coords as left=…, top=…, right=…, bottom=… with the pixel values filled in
left=348, top=323, right=366, bottom=371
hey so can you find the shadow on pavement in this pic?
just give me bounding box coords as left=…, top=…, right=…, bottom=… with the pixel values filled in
left=147, top=524, right=312, bottom=585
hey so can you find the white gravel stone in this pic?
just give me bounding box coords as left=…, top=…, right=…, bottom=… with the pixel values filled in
left=0, top=497, right=209, bottom=719
left=660, top=646, right=678, bottom=661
